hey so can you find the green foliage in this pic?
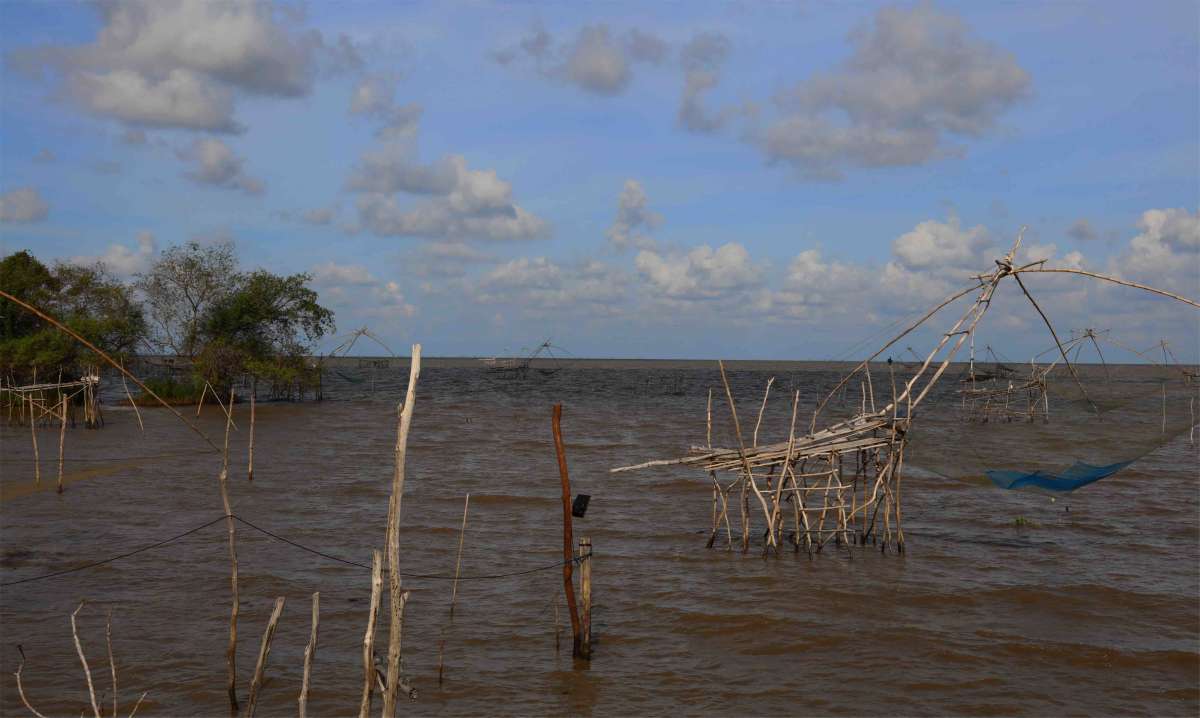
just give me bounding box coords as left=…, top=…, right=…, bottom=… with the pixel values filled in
left=1, top=246, right=334, bottom=399
left=137, top=375, right=207, bottom=405
left=194, top=270, right=334, bottom=388
left=1012, top=516, right=1039, bottom=528
left=0, top=251, right=146, bottom=382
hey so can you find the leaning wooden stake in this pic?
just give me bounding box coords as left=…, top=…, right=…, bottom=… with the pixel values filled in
left=382, top=344, right=421, bottom=718
left=359, top=550, right=383, bottom=718
left=552, top=403, right=583, bottom=658
left=120, top=365, right=143, bottom=433
left=70, top=601, right=102, bottom=718
left=245, top=596, right=286, bottom=718
left=298, top=592, right=319, bottom=718
left=437, top=493, right=470, bottom=685
left=578, top=536, right=593, bottom=660
left=753, top=377, right=775, bottom=447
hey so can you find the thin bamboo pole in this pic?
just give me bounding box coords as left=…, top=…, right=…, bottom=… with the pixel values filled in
left=29, top=395, right=40, bottom=485
left=106, top=609, right=117, bottom=718
left=382, top=344, right=421, bottom=718
left=437, top=494, right=470, bottom=685
left=753, top=377, right=774, bottom=447
left=218, top=389, right=240, bottom=716
left=245, top=596, right=286, bottom=718
left=1012, top=267, right=1200, bottom=308
left=57, top=393, right=66, bottom=494
left=359, top=550, right=383, bottom=718
left=247, top=393, right=255, bottom=481
left=298, top=592, right=319, bottom=718
left=552, top=403, right=583, bottom=657
left=120, top=363, right=143, bottom=433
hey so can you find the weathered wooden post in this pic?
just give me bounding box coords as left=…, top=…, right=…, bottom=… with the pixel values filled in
left=578, top=536, right=592, bottom=660
left=551, top=403, right=583, bottom=658
left=298, top=592, right=319, bottom=718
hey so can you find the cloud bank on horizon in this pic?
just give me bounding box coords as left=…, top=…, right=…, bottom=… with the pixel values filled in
left=1, top=0, right=1197, bottom=360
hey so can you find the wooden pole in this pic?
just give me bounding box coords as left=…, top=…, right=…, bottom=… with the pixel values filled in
left=298, top=592, right=319, bottom=718
left=247, top=393, right=255, bottom=481
left=359, top=550, right=383, bottom=718
left=29, top=394, right=40, bottom=485
left=552, top=403, right=582, bottom=657
left=245, top=596, right=285, bottom=718
left=383, top=344, right=421, bottom=718
left=218, top=389, right=240, bottom=716
left=578, top=536, right=592, bottom=660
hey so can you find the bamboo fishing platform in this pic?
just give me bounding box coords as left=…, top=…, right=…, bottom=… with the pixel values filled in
left=2, top=371, right=104, bottom=429
left=612, top=231, right=1200, bottom=556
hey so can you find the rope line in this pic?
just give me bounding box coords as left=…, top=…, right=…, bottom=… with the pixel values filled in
left=0, top=516, right=227, bottom=587
left=1, top=514, right=586, bottom=587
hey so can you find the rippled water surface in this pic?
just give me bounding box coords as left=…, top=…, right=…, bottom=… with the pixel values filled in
left=2, top=360, right=1197, bottom=716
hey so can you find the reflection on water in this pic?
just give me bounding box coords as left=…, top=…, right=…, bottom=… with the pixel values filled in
left=1, top=360, right=1197, bottom=716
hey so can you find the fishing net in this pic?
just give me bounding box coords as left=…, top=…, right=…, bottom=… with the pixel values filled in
left=905, top=363, right=1198, bottom=492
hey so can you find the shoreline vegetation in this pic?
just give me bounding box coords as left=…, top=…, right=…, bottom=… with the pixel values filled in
left=2, top=243, right=334, bottom=412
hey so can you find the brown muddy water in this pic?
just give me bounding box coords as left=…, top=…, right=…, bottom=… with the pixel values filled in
left=1, top=360, right=1197, bottom=716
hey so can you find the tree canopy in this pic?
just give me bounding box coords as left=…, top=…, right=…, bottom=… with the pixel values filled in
left=196, top=269, right=335, bottom=388
left=1, top=245, right=336, bottom=398
left=0, top=251, right=146, bottom=383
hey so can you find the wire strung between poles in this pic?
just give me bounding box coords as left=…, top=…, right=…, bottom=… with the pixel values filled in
left=1, top=513, right=587, bottom=587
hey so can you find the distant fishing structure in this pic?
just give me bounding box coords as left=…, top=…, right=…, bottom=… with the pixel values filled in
left=478, top=339, right=568, bottom=379
left=324, top=326, right=397, bottom=393
left=613, top=230, right=1200, bottom=555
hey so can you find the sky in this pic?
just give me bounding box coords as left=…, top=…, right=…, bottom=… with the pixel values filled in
left=1, top=0, right=1197, bottom=361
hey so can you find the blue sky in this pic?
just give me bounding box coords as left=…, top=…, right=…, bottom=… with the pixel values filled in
left=1, top=1, right=1197, bottom=360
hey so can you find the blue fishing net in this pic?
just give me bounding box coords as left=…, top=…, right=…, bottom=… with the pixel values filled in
left=984, top=460, right=1135, bottom=492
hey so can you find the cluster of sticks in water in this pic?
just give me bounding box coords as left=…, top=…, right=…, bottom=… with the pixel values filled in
left=2, top=367, right=110, bottom=493
left=4, top=230, right=1200, bottom=713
